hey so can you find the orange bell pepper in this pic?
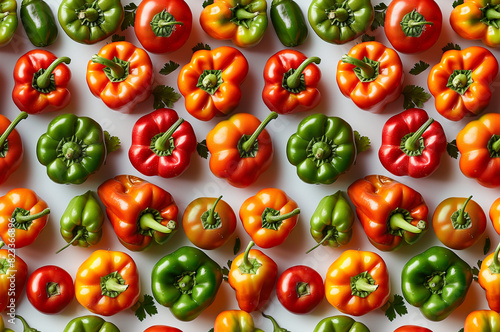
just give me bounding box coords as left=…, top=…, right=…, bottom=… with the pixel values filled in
left=86, top=41, right=154, bottom=114
left=177, top=46, right=249, bottom=121
left=324, top=249, right=390, bottom=316
left=479, top=242, right=500, bottom=312
left=427, top=46, right=498, bottom=121
left=464, top=310, right=500, bottom=331
left=214, top=310, right=264, bottom=332
left=336, top=41, right=403, bottom=113
left=75, top=250, right=140, bottom=316
left=489, top=197, right=500, bottom=236
left=239, top=188, right=300, bottom=248
left=0, top=245, right=28, bottom=313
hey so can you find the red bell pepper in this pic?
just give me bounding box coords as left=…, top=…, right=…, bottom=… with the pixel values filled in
left=378, top=108, right=447, bottom=178
left=0, top=112, right=27, bottom=185
left=262, top=49, right=321, bottom=114
left=129, top=108, right=197, bottom=178
left=12, top=49, right=71, bottom=114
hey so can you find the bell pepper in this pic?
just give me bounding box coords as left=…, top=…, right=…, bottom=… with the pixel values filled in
left=206, top=112, right=277, bottom=188
left=0, top=112, right=27, bottom=185
left=270, top=0, right=308, bottom=47
left=286, top=113, right=358, bottom=185
left=239, top=188, right=300, bottom=248
left=75, top=250, right=140, bottom=316
left=308, top=0, right=374, bottom=44
left=20, top=0, right=58, bottom=47
left=337, top=41, right=404, bottom=113
left=36, top=113, right=119, bottom=185
left=200, top=0, right=268, bottom=48
left=490, top=197, right=500, bottom=236
left=144, top=326, right=182, bottom=332
left=451, top=0, right=500, bottom=47
left=313, top=315, right=370, bottom=332
left=427, top=46, right=498, bottom=121
left=262, top=50, right=321, bottom=115
left=0, top=0, right=17, bottom=47
left=177, top=46, right=249, bottom=121
left=129, top=108, right=197, bottom=178
left=58, top=0, right=124, bottom=44
left=0, top=245, right=28, bottom=313
left=63, top=315, right=120, bottom=332
left=151, top=246, right=222, bottom=321
left=378, top=108, right=447, bottom=178
left=56, top=190, right=104, bottom=253
left=0, top=188, right=50, bottom=249
left=394, top=327, right=432, bottom=332
left=347, top=175, right=429, bottom=251
left=12, top=50, right=71, bottom=114
left=478, top=242, right=500, bottom=312
left=228, top=241, right=278, bottom=312
left=401, top=246, right=473, bottom=321
left=456, top=113, right=500, bottom=188
left=97, top=174, right=179, bottom=251
left=306, top=190, right=354, bottom=253
left=464, top=310, right=500, bottom=331
left=86, top=41, right=153, bottom=114
left=214, top=310, right=263, bottom=332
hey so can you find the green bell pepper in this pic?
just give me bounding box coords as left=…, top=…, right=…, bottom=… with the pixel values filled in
left=0, top=0, right=17, bottom=47
left=36, top=113, right=120, bottom=185
left=151, top=246, right=223, bottom=322
left=313, top=315, right=370, bottom=332
left=57, top=190, right=104, bottom=253
left=308, top=0, right=374, bottom=44
left=401, top=246, right=473, bottom=321
left=286, top=113, right=357, bottom=184
left=20, top=0, right=58, bottom=47
left=58, top=0, right=124, bottom=44
left=63, top=315, right=120, bottom=332
left=307, top=190, right=354, bottom=253
left=270, top=0, right=308, bottom=47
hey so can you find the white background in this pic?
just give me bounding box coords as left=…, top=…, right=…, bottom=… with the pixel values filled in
left=0, top=0, right=499, bottom=330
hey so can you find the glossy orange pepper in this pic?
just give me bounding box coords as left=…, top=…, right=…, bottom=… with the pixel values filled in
left=427, top=46, right=498, bottom=121
left=0, top=246, right=27, bottom=313
left=239, top=188, right=300, bottom=248
left=489, top=197, right=500, bottom=235
left=336, top=41, right=403, bottom=113
left=214, top=310, right=264, bottom=332
left=456, top=113, right=500, bottom=188
left=324, top=249, right=390, bottom=316
left=479, top=242, right=500, bottom=312
left=464, top=310, right=500, bottom=331
left=75, top=250, right=140, bottom=316
left=177, top=46, right=249, bottom=121
left=228, top=241, right=278, bottom=312
left=86, top=41, right=154, bottom=114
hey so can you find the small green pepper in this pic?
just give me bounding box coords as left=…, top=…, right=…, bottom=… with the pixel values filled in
left=63, top=315, right=120, bottom=332
left=313, top=315, right=370, bottom=332
left=0, top=0, right=17, bottom=47
left=20, top=0, right=58, bottom=47
left=270, top=0, right=308, bottom=47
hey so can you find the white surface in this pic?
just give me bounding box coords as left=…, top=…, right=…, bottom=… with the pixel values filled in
left=0, top=0, right=498, bottom=330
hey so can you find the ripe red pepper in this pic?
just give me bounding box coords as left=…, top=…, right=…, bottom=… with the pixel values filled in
left=262, top=49, right=321, bottom=114
left=0, top=112, right=27, bottom=185
left=12, top=49, right=71, bottom=114
left=378, top=108, right=447, bottom=178
left=394, top=326, right=432, bottom=332
left=129, top=108, right=197, bottom=178
left=143, top=326, right=182, bottom=332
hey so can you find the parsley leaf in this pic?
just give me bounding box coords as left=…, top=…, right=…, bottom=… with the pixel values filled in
left=354, top=131, right=371, bottom=153
left=134, top=294, right=158, bottom=321
left=371, top=3, right=387, bottom=31
left=104, top=131, right=121, bottom=153
left=453, top=0, right=464, bottom=7
left=472, top=260, right=482, bottom=282
left=159, top=61, right=180, bottom=76
left=402, top=85, right=431, bottom=109
left=447, top=140, right=459, bottom=159
left=197, top=139, right=209, bottom=159
left=111, top=34, right=125, bottom=42
left=233, top=237, right=241, bottom=255
left=121, top=3, right=137, bottom=31
left=484, top=237, right=491, bottom=255
left=409, top=61, right=430, bottom=75
left=152, top=85, right=181, bottom=109
left=203, top=0, right=214, bottom=7
left=192, top=42, right=211, bottom=53
left=442, top=42, right=461, bottom=52
left=384, top=294, right=408, bottom=321
left=361, top=34, right=375, bottom=42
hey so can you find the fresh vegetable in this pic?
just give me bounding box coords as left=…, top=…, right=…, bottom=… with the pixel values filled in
left=12, top=50, right=71, bottom=114
left=270, top=0, right=308, bottom=47
left=182, top=196, right=236, bottom=250
left=479, top=242, right=500, bottom=312
left=261, top=313, right=290, bottom=331
left=489, top=197, right=500, bottom=236
left=27, top=265, right=74, bottom=314
left=432, top=196, right=486, bottom=250
left=464, top=310, right=500, bottom=332
left=394, top=327, right=432, bottom=332
left=36, top=113, right=119, bottom=185
left=214, top=310, right=263, bottom=332
left=308, top=0, right=374, bottom=44
left=337, top=41, right=404, bottom=113
left=200, top=0, right=268, bottom=48
left=14, top=316, right=39, bottom=332
left=0, top=0, right=17, bottom=47
left=262, top=49, right=321, bottom=114
left=276, top=265, right=324, bottom=314
left=0, top=112, right=27, bottom=185
left=0, top=245, right=27, bottom=313
left=75, top=250, right=140, bottom=316
left=129, top=108, right=197, bottom=178
left=134, top=0, right=192, bottom=53
left=347, top=174, right=428, bottom=251
left=177, top=46, right=249, bottom=121
left=151, top=246, right=222, bottom=321
left=58, top=0, right=124, bottom=44
left=57, top=190, right=104, bottom=253
left=384, top=0, right=442, bottom=53
left=378, top=108, right=447, bottom=178
left=206, top=112, right=277, bottom=188
left=313, top=315, right=370, bottom=332
left=143, top=326, right=182, bottom=332
left=63, top=315, right=120, bottom=332
left=228, top=241, right=278, bottom=312
left=0, top=188, right=49, bottom=248
left=427, top=46, right=498, bottom=121
left=98, top=174, right=179, bottom=251
left=20, top=0, right=58, bottom=47
left=401, top=246, right=473, bottom=321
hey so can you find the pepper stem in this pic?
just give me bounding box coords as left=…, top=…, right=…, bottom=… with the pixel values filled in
left=355, top=277, right=379, bottom=293
left=241, top=112, right=278, bottom=152
left=404, top=117, right=434, bottom=152
left=328, top=8, right=348, bottom=21
left=489, top=242, right=500, bottom=274
left=486, top=8, right=500, bottom=20
left=46, top=282, right=61, bottom=297
left=296, top=282, right=310, bottom=297
left=286, top=57, right=321, bottom=89
left=16, top=208, right=50, bottom=223
left=266, top=208, right=300, bottom=223
left=0, top=112, right=28, bottom=151
left=389, top=213, right=424, bottom=234
left=262, top=312, right=290, bottom=332
left=15, top=315, right=39, bottom=332
left=56, top=229, right=85, bottom=254
left=78, top=8, right=99, bottom=21
left=427, top=274, right=443, bottom=293
left=492, top=136, right=500, bottom=152
left=452, top=74, right=468, bottom=88
left=91, top=55, right=125, bottom=79
left=407, top=20, right=433, bottom=27
left=341, top=55, right=375, bottom=78
left=139, top=213, right=175, bottom=234
left=240, top=241, right=255, bottom=271
left=177, top=274, right=194, bottom=292
left=455, top=196, right=472, bottom=226
left=105, top=277, right=129, bottom=293
left=206, top=196, right=222, bottom=226
left=235, top=7, right=258, bottom=20
left=158, top=20, right=183, bottom=28
left=155, top=118, right=184, bottom=152
left=305, top=229, right=335, bottom=254
left=36, top=57, right=71, bottom=89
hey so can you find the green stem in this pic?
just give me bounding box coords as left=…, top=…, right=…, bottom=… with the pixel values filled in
left=407, top=20, right=433, bottom=27
left=296, top=282, right=310, bottom=297
left=15, top=315, right=39, bottom=332
left=455, top=196, right=472, bottom=226
left=489, top=242, right=500, bottom=274
left=155, top=118, right=184, bottom=152
left=389, top=213, right=424, bottom=233
left=139, top=213, right=175, bottom=234
left=404, top=117, right=434, bottom=152
left=492, top=136, right=500, bottom=152
left=105, top=277, right=129, bottom=293
left=240, top=241, right=255, bottom=272
left=16, top=208, right=50, bottom=223
left=262, top=312, right=290, bottom=332
left=235, top=7, right=258, bottom=20
left=0, top=112, right=28, bottom=149
left=91, top=55, right=125, bottom=79
left=328, top=8, right=348, bottom=21
left=46, top=282, right=60, bottom=297
left=56, top=229, right=84, bottom=254
left=158, top=20, right=183, bottom=28
left=486, top=8, right=500, bottom=20
left=355, top=277, right=379, bottom=293
left=452, top=74, right=468, bottom=89
left=241, top=112, right=278, bottom=152
left=206, top=196, right=222, bottom=226
left=177, top=274, right=194, bottom=292
left=286, top=57, right=321, bottom=89
left=427, top=274, right=443, bottom=293
left=266, top=208, right=300, bottom=223
left=37, top=57, right=71, bottom=89
left=341, top=55, right=375, bottom=79
left=78, top=8, right=99, bottom=22
left=305, top=229, right=334, bottom=254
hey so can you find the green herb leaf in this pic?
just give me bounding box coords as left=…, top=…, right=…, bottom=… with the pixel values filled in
left=354, top=131, right=371, bottom=153
left=208, top=329, right=214, bottom=332
left=472, top=260, right=482, bottom=282
left=159, top=61, right=180, bottom=76
left=192, top=42, right=211, bottom=53
left=111, top=34, right=125, bottom=42
left=361, top=34, right=375, bottom=42
left=447, top=140, right=459, bottom=159
left=484, top=237, right=491, bottom=255
left=197, top=139, right=209, bottom=159
left=442, top=42, right=461, bottom=53
left=104, top=131, right=121, bottom=153
left=384, top=294, right=407, bottom=321
left=121, top=3, right=138, bottom=31
left=371, top=3, right=387, bottom=31
left=453, top=0, right=464, bottom=8
left=203, top=0, right=214, bottom=7
left=458, top=329, right=464, bottom=332
left=409, top=61, right=430, bottom=75
left=402, top=85, right=431, bottom=109
left=134, top=294, right=158, bottom=321
left=152, top=85, right=181, bottom=109
left=233, top=237, right=241, bottom=255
